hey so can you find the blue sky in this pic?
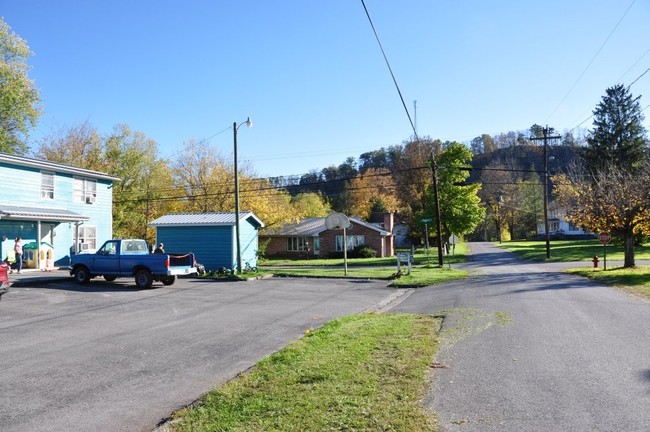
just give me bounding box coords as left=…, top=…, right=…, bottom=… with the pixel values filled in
left=3, top=1, right=650, bottom=177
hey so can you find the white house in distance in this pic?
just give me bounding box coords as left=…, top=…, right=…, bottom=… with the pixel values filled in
left=537, top=202, right=593, bottom=238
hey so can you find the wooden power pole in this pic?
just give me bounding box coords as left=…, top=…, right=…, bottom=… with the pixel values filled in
left=530, top=126, right=561, bottom=259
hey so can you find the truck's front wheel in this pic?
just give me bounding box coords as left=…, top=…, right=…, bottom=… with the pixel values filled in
left=135, top=269, right=153, bottom=289
left=74, top=266, right=91, bottom=285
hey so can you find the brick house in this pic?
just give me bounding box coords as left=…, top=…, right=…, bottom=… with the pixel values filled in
left=260, top=213, right=394, bottom=258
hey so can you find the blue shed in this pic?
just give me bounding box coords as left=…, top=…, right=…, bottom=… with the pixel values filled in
left=148, top=212, right=264, bottom=272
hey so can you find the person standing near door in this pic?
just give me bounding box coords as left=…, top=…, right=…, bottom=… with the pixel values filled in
left=14, top=237, right=23, bottom=274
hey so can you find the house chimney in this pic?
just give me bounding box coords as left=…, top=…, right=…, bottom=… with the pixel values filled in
left=384, top=213, right=394, bottom=256
left=383, top=213, right=394, bottom=233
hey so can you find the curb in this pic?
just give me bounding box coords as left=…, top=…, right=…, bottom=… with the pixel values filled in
left=361, top=287, right=415, bottom=314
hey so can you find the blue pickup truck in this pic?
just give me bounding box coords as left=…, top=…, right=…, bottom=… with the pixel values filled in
left=70, top=239, right=196, bottom=289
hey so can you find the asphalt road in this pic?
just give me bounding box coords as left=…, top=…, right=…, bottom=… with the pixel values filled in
left=0, top=275, right=398, bottom=432
left=392, top=242, right=650, bottom=432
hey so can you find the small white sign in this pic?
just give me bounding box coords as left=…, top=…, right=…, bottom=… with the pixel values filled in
left=396, top=252, right=411, bottom=263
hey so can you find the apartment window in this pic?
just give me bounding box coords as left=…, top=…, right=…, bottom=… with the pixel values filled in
left=287, top=237, right=308, bottom=252
left=73, top=177, right=97, bottom=204
left=41, top=171, right=54, bottom=199
left=77, top=225, right=97, bottom=250
left=336, top=235, right=365, bottom=251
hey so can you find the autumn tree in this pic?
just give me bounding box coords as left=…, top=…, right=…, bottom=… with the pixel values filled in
left=0, top=18, right=40, bottom=153
left=35, top=121, right=105, bottom=170
left=290, top=192, right=331, bottom=218
left=238, top=176, right=296, bottom=228
left=470, top=134, right=495, bottom=155
left=476, top=159, right=517, bottom=241
left=348, top=167, right=400, bottom=219
left=170, top=139, right=235, bottom=213
left=103, top=124, right=173, bottom=240
left=392, top=137, right=438, bottom=221
left=35, top=122, right=173, bottom=240
left=553, top=85, right=650, bottom=267
left=358, top=146, right=400, bottom=172
left=554, top=160, right=650, bottom=267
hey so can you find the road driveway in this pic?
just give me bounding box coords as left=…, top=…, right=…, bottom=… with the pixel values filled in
left=392, top=242, right=650, bottom=432
left=0, top=276, right=397, bottom=432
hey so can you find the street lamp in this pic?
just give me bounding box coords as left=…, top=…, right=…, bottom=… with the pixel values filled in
left=233, top=117, right=253, bottom=274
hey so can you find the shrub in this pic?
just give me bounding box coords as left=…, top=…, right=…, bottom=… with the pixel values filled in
left=353, top=246, right=377, bottom=258
left=328, top=246, right=378, bottom=259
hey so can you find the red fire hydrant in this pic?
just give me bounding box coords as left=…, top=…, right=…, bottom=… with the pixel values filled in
left=592, top=255, right=599, bottom=268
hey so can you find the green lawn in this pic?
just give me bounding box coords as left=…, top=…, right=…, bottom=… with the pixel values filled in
left=202, top=244, right=468, bottom=286
left=271, top=265, right=468, bottom=287
left=262, top=243, right=468, bottom=267
left=498, top=239, right=650, bottom=262
left=567, top=266, right=650, bottom=300
left=168, top=314, right=441, bottom=432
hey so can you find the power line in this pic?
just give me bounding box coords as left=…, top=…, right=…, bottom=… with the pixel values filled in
left=157, top=125, right=232, bottom=162
left=568, top=65, right=650, bottom=134
left=360, top=0, right=417, bottom=139
left=546, top=0, right=637, bottom=124
left=627, top=66, right=650, bottom=89
left=616, top=48, right=650, bottom=83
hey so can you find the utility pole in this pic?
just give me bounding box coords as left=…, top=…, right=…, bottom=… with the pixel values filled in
left=430, top=152, right=444, bottom=267
left=530, top=126, right=561, bottom=259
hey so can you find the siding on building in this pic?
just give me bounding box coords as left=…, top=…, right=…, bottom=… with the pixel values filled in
left=0, top=153, right=118, bottom=268
left=149, top=212, right=264, bottom=271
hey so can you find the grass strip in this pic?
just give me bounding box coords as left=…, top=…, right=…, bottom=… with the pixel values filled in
left=262, top=243, right=468, bottom=267
left=169, top=314, right=441, bottom=432
left=499, top=239, right=650, bottom=262
left=270, top=266, right=468, bottom=287
left=567, top=265, right=650, bottom=300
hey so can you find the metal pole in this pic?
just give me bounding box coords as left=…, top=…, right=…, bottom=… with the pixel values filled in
left=424, top=222, right=429, bottom=253
left=233, top=122, right=242, bottom=274
left=343, top=227, right=348, bottom=276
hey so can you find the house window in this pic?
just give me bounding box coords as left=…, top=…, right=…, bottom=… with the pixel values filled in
left=41, top=171, right=54, bottom=199
left=549, top=221, right=560, bottom=232
left=287, top=237, right=309, bottom=252
left=77, top=225, right=97, bottom=251
left=74, top=177, right=97, bottom=204
left=313, top=237, right=320, bottom=252
left=336, top=235, right=365, bottom=251
left=568, top=223, right=580, bottom=232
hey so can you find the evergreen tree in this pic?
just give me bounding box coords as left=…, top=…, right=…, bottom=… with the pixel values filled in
left=586, top=84, right=647, bottom=173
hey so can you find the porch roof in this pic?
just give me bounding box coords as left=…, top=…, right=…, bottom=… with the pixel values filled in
left=0, top=205, right=89, bottom=222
